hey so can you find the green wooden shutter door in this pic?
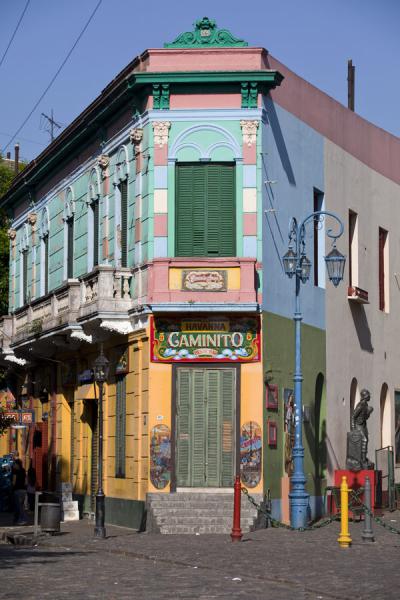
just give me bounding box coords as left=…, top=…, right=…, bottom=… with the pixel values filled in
left=93, top=201, right=99, bottom=267
left=221, top=369, right=235, bottom=487
left=176, top=369, right=191, bottom=486
left=206, top=370, right=221, bottom=487
left=120, top=180, right=128, bottom=267
left=206, top=164, right=235, bottom=257
left=176, top=164, right=235, bottom=257
left=192, top=369, right=206, bottom=486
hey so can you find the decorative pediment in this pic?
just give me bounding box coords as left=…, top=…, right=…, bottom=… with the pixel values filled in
left=164, top=17, right=248, bottom=48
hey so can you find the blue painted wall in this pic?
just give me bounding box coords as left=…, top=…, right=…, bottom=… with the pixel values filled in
left=262, top=97, right=325, bottom=330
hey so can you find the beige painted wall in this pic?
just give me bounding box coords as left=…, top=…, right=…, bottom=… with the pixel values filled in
left=325, top=139, right=400, bottom=482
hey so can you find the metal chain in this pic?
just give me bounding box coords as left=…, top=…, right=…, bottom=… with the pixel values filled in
left=349, top=489, right=400, bottom=536
left=241, top=487, right=335, bottom=532
left=242, top=486, right=400, bottom=536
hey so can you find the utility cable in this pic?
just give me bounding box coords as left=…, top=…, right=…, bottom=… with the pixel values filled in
left=0, top=0, right=31, bottom=69
left=1, top=0, right=103, bottom=154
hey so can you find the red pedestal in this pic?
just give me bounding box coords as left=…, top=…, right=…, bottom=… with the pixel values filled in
left=333, top=469, right=381, bottom=516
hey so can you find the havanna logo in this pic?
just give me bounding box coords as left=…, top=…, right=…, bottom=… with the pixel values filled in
left=152, top=317, right=259, bottom=362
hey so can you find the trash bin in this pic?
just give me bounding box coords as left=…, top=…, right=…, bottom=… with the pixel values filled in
left=40, top=503, right=61, bottom=533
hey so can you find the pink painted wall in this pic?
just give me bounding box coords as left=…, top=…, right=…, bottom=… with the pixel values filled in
left=138, top=48, right=269, bottom=73
left=145, top=257, right=259, bottom=304
left=170, top=94, right=241, bottom=110
left=267, top=55, right=400, bottom=185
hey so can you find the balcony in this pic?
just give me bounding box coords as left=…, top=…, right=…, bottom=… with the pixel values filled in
left=2, top=266, right=134, bottom=348
left=138, top=257, right=260, bottom=311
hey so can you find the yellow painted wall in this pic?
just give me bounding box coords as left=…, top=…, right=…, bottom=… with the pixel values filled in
left=240, top=361, right=264, bottom=494
left=147, top=361, right=172, bottom=493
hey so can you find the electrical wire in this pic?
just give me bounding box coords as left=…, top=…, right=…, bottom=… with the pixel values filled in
left=0, top=0, right=31, bottom=69
left=0, top=131, right=45, bottom=147
left=1, top=0, right=103, bottom=154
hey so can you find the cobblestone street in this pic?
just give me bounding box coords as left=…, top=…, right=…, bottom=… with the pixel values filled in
left=1, top=516, right=399, bottom=599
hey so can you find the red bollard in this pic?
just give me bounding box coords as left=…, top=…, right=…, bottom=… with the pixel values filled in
left=230, top=475, right=243, bottom=542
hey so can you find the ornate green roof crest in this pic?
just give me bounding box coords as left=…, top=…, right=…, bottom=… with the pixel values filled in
left=164, top=17, right=248, bottom=48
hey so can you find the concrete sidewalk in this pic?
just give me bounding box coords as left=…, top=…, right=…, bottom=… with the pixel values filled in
left=0, top=513, right=400, bottom=599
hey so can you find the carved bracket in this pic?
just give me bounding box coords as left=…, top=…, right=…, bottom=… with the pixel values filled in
left=241, top=82, right=258, bottom=109
left=240, top=120, right=259, bottom=146
left=97, top=154, right=110, bottom=179
left=153, top=84, right=170, bottom=110
left=152, top=121, right=171, bottom=148
left=129, top=128, right=143, bottom=146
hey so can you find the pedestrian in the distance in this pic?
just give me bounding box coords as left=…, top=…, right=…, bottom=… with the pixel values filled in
left=27, top=461, right=36, bottom=512
left=12, top=459, right=28, bottom=525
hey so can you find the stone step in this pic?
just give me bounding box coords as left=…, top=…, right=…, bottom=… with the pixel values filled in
left=152, top=508, right=257, bottom=519
left=148, top=498, right=256, bottom=507
left=146, top=492, right=260, bottom=534
left=159, top=525, right=241, bottom=534
left=155, top=515, right=255, bottom=525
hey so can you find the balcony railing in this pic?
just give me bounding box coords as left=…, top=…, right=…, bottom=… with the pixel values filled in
left=3, top=266, right=133, bottom=347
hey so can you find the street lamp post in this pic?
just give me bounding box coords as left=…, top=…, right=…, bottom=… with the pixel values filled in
left=282, top=211, right=346, bottom=529
left=93, top=345, right=110, bottom=539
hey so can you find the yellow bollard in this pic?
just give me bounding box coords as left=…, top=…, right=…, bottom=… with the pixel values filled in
left=337, top=476, right=352, bottom=548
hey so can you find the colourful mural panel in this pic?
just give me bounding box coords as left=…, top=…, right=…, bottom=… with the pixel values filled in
left=240, top=421, right=262, bottom=488
left=150, top=424, right=171, bottom=490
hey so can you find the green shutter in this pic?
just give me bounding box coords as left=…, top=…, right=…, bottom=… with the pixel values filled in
left=176, top=163, right=235, bottom=257
left=67, top=218, right=74, bottom=278
left=115, top=375, right=126, bottom=478
left=206, top=370, right=221, bottom=487
left=206, top=165, right=235, bottom=256
left=176, top=369, right=191, bottom=486
left=120, top=180, right=128, bottom=267
left=22, top=250, right=28, bottom=305
left=192, top=369, right=206, bottom=486
left=93, top=201, right=99, bottom=267
left=220, top=369, right=235, bottom=487
left=176, top=367, right=235, bottom=488
left=44, top=236, right=49, bottom=295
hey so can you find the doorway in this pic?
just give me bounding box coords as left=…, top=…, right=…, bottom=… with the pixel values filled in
left=175, top=367, right=236, bottom=488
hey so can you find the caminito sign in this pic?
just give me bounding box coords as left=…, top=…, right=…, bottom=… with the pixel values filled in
left=151, top=317, right=260, bottom=362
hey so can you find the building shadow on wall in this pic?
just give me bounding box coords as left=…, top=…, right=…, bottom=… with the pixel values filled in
left=304, top=373, right=327, bottom=500
left=264, top=95, right=296, bottom=186
left=349, top=303, right=374, bottom=353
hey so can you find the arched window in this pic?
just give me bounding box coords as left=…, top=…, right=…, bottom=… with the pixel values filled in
left=380, top=383, right=391, bottom=448
left=40, top=207, right=50, bottom=295
left=63, top=187, right=75, bottom=280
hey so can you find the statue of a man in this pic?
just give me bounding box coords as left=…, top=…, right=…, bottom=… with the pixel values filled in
left=350, top=389, right=374, bottom=469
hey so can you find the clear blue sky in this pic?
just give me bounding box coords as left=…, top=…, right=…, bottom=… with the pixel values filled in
left=1, top=0, right=399, bottom=162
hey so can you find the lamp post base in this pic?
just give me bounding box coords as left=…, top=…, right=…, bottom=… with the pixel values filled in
left=94, top=525, right=106, bottom=538
left=289, top=491, right=310, bottom=529
left=94, top=492, right=106, bottom=539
